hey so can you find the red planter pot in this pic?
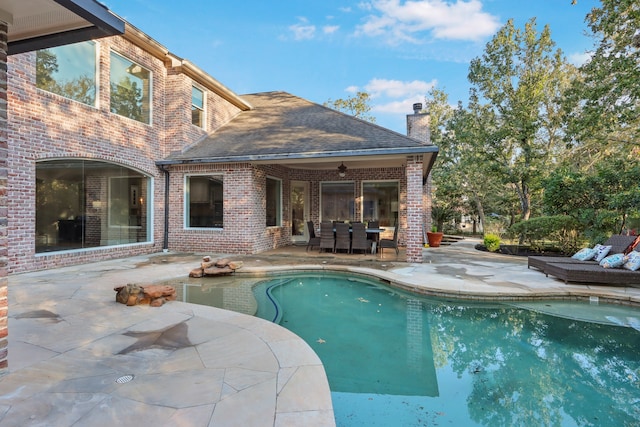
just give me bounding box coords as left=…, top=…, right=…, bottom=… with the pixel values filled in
left=427, top=231, right=444, bottom=248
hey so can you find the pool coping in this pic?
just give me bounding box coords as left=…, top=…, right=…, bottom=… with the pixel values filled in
left=3, top=239, right=640, bottom=426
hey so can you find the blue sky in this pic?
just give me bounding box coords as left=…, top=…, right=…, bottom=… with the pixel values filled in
left=106, top=0, right=600, bottom=133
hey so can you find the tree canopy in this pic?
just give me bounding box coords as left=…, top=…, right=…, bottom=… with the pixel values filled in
left=426, top=4, right=639, bottom=241
left=324, top=91, right=376, bottom=123
left=467, top=18, right=576, bottom=222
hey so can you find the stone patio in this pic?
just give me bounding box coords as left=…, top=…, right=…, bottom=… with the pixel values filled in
left=1, top=238, right=639, bottom=426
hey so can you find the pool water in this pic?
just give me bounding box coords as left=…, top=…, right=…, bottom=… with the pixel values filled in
left=253, top=273, right=640, bottom=427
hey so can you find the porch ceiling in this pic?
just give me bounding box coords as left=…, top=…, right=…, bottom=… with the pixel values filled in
left=1, top=0, right=125, bottom=55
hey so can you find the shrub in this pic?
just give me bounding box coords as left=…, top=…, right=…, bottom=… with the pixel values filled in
left=508, top=215, right=582, bottom=254
left=483, top=233, right=501, bottom=252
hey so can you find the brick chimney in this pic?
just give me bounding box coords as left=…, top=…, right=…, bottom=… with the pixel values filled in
left=406, top=103, right=430, bottom=145
left=406, top=103, right=434, bottom=252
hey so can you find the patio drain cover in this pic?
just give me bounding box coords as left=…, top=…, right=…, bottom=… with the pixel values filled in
left=116, top=374, right=134, bottom=384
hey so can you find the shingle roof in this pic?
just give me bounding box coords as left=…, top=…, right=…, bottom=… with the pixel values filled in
left=160, top=91, right=437, bottom=164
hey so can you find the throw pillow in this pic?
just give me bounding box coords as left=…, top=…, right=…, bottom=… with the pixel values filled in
left=599, top=253, right=627, bottom=269
left=571, top=248, right=597, bottom=261
left=623, top=251, right=640, bottom=271
left=593, top=244, right=612, bottom=262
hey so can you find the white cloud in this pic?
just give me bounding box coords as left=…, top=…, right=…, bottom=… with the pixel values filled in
left=345, top=85, right=360, bottom=93
left=324, top=25, right=340, bottom=34
left=568, top=51, right=592, bottom=66
left=289, top=17, right=316, bottom=40
left=356, top=0, right=501, bottom=44
left=372, top=96, right=426, bottom=114
left=364, top=78, right=436, bottom=98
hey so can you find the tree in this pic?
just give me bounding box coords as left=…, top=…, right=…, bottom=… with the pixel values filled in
left=564, top=0, right=640, bottom=151
left=468, top=18, right=576, bottom=222
left=324, top=91, right=376, bottom=123
left=543, top=158, right=640, bottom=241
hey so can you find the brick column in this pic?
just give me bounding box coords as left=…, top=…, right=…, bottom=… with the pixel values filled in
left=406, top=155, right=423, bottom=263
left=406, top=106, right=431, bottom=263
left=0, top=20, right=8, bottom=374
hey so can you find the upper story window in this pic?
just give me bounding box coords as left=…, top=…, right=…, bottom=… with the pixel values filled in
left=36, top=41, right=97, bottom=106
left=192, top=86, right=204, bottom=127
left=110, top=51, right=151, bottom=124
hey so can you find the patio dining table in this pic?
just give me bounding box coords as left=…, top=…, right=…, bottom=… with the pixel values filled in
left=317, top=226, right=386, bottom=254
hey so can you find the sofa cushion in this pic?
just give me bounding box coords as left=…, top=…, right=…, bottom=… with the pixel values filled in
left=593, top=244, right=612, bottom=262
left=571, top=248, right=597, bottom=261
left=599, top=253, right=627, bottom=269
left=623, top=251, right=640, bottom=271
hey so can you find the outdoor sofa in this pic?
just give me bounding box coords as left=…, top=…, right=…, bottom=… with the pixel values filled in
left=527, top=235, right=636, bottom=271
left=542, top=261, right=640, bottom=285
left=528, top=235, right=640, bottom=285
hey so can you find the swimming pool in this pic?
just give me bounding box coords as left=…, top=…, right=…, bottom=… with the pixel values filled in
left=251, top=272, right=640, bottom=427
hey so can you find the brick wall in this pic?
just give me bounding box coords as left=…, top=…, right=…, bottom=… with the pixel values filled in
left=6, top=34, right=239, bottom=273
left=0, top=20, right=8, bottom=374
left=4, top=29, right=432, bottom=272
left=406, top=156, right=424, bottom=262
left=164, top=163, right=409, bottom=256
left=163, top=71, right=241, bottom=157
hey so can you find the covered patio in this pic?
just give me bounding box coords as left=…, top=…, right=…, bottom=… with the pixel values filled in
left=158, top=92, right=438, bottom=262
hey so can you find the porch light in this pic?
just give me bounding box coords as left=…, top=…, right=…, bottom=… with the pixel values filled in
left=338, top=162, right=347, bottom=177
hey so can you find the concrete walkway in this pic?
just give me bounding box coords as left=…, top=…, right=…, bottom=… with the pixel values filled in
left=1, top=238, right=639, bottom=426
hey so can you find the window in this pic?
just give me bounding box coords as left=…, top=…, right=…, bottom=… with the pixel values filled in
left=110, top=51, right=151, bottom=123
left=266, top=177, right=282, bottom=227
left=186, top=176, right=223, bottom=228
left=36, top=160, right=150, bottom=253
left=192, top=86, right=204, bottom=127
left=36, top=41, right=97, bottom=106
left=362, top=181, right=399, bottom=227
left=109, top=177, right=145, bottom=228
left=321, top=182, right=354, bottom=222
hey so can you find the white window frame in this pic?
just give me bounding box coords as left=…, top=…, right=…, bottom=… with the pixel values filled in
left=184, top=173, right=224, bottom=229
left=35, top=40, right=99, bottom=108
left=191, top=85, right=205, bottom=129
left=109, top=49, right=153, bottom=125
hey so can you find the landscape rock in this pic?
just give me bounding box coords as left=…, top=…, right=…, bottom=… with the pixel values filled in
left=189, top=256, right=243, bottom=277
left=114, top=283, right=176, bottom=307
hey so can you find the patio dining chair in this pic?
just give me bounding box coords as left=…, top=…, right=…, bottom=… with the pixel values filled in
left=350, top=222, right=372, bottom=254
left=379, top=223, right=399, bottom=257
left=306, top=220, right=321, bottom=251
left=319, top=222, right=335, bottom=253
left=334, top=222, right=351, bottom=253
left=367, top=220, right=379, bottom=243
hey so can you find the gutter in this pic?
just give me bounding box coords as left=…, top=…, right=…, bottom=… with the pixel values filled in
left=158, top=164, right=170, bottom=251
left=155, top=145, right=440, bottom=166
left=122, top=23, right=251, bottom=112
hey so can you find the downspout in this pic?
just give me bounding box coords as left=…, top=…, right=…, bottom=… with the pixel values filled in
left=158, top=164, right=170, bottom=252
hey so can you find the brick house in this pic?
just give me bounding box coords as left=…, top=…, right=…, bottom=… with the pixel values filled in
left=1, top=0, right=127, bottom=375
left=5, top=14, right=438, bottom=276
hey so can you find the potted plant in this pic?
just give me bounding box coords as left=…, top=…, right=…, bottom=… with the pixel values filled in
left=426, top=225, right=444, bottom=248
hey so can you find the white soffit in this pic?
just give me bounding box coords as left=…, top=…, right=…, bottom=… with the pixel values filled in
left=0, top=0, right=124, bottom=54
